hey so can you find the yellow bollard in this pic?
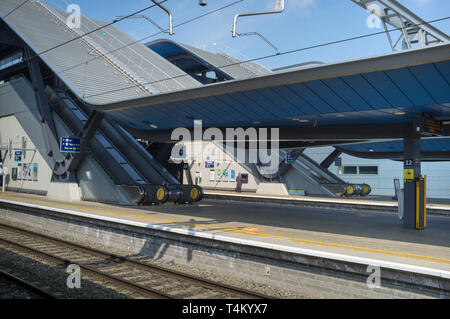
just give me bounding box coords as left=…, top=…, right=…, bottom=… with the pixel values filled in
left=416, top=180, right=420, bottom=229
left=424, top=175, right=427, bottom=228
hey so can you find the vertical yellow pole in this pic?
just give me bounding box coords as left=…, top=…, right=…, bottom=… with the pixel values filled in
left=416, top=180, right=419, bottom=229
left=424, top=175, right=427, bottom=228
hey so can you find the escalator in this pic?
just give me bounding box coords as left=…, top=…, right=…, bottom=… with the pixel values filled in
left=281, top=150, right=371, bottom=197
left=143, top=142, right=184, bottom=183
left=47, top=87, right=202, bottom=205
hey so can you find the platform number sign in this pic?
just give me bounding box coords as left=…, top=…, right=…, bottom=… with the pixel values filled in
left=60, top=137, right=81, bottom=154
left=404, top=159, right=414, bottom=181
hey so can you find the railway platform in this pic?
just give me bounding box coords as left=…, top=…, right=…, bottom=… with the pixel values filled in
left=0, top=191, right=448, bottom=272
left=0, top=191, right=448, bottom=298
left=203, top=190, right=450, bottom=215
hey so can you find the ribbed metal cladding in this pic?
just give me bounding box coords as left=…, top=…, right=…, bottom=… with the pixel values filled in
left=0, top=0, right=201, bottom=105
left=181, top=42, right=272, bottom=79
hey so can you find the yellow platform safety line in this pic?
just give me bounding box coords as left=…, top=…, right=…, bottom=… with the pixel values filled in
left=1, top=193, right=450, bottom=265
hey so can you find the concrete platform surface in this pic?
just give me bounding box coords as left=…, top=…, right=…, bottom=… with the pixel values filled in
left=204, top=190, right=450, bottom=214
left=0, top=191, right=449, bottom=275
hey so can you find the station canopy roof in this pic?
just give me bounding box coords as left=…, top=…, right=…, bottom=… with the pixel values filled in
left=337, top=137, right=450, bottom=161
left=101, top=43, right=450, bottom=134
left=1, top=0, right=449, bottom=145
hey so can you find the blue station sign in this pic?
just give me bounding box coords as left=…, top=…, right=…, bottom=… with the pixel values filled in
left=285, top=153, right=295, bottom=165
left=60, top=137, right=81, bottom=153
left=14, top=151, right=22, bottom=162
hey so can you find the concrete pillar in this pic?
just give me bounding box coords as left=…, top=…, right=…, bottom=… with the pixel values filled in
left=403, top=123, right=421, bottom=229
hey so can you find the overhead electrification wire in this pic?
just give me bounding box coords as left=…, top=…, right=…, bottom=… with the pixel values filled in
left=32, top=0, right=246, bottom=86
left=0, top=0, right=245, bottom=99
left=1, top=0, right=169, bottom=64
left=0, top=0, right=246, bottom=97
left=82, top=16, right=450, bottom=100
left=0, top=0, right=448, bottom=104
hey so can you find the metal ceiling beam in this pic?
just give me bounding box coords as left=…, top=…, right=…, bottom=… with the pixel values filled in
left=123, top=123, right=436, bottom=143
left=336, top=148, right=450, bottom=161
left=278, top=141, right=364, bottom=149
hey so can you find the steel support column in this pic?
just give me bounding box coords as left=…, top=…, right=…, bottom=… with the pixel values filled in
left=321, top=149, right=342, bottom=169
left=24, top=46, right=72, bottom=181
left=403, top=122, right=422, bottom=229
left=68, top=110, right=104, bottom=171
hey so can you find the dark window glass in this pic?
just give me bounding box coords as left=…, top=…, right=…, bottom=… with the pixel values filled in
left=338, top=166, right=357, bottom=175
left=359, top=166, right=378, bottom=175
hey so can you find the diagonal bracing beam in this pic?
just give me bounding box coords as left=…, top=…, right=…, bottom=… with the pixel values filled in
left=24, top=46, right=71, bottom=181
left=351, top=0, right=449, bottom=51
left=68, top=110, right=104, bottom=172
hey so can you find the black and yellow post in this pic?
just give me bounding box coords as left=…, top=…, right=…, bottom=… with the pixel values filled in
left=415, top=175, right=427, bottom=230
left=403, top=121, right=424, bottom=229
left=402, top=117, right=440, bottom=229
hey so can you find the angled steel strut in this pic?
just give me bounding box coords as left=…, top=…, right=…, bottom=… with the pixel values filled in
left=232, top=0, right=285, bottom=37
left=351, top=0, right=449, bottom=51
left=113, top=15, right=169, bottom=34
left=231, top=0, right=284, bottom=54
left=150, top=0, right=173, bottom=35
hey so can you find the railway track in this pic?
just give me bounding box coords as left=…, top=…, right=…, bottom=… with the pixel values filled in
left=0, top=223, right=270, bottom=299
left=0, top=269, right=57, bottom=299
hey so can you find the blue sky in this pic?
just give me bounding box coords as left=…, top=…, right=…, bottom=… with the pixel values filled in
left=67, top=0, right=450, bottom=70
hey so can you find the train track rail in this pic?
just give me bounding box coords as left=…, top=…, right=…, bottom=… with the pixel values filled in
left=0, top=222, right=270, bottom=299
left=0, top=269, right=57, bottom=299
